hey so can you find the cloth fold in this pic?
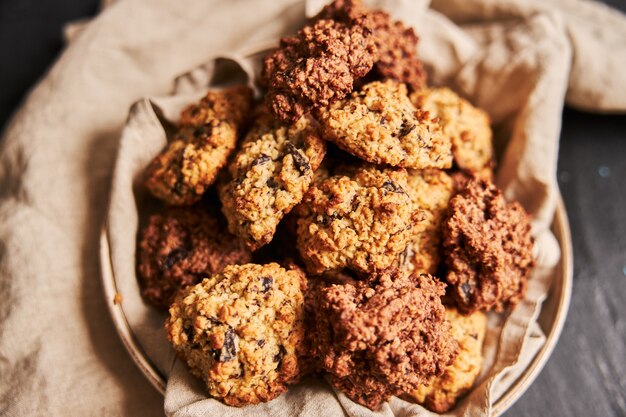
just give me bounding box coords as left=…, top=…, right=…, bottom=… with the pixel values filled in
left=0, top=0, right=624, bottom=416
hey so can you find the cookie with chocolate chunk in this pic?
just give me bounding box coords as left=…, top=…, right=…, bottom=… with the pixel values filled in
left=408, top=307, right=487, bottom=413
left=219, top=111, right=326, bottom=251
left=144, top=86, right=252, bottom=205
left=137, top=207, right=251, bottom=309
left=311, top=269, right=458, bottom=410
left=165, top=263, right=307, bottom=406
left=297, top=164, right=417, bottom=275
left=443, top=178, right=534, bottom=313
left=316, top=80, right=452, bottom=169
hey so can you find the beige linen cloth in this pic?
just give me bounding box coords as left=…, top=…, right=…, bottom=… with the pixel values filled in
left=1, top=0, right=625, bottom=416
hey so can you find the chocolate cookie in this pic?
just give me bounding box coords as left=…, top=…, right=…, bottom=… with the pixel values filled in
left=443, top=178, right=534, bottom=313
left=137, top=207, right=251, bottom=309
left=219, top=111, right=326, bottom=251
left=144, top=86, right=253, bottom=205
left=315, top=0, right=427, bottom=90
left=316, top=80, right=452, bottom=169
left=408, top=308, right=487, bottom=412
left=411, top=87, right=493, bottom=173
left=296, top=164, right=417, bottom=275
left=165, top=263, right=307, bottom=406
left=261, top=17, right=376, bottom=123
left=311, top=269, right=458, bottom=409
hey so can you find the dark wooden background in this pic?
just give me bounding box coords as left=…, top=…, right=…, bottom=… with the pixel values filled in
left=1, top=1, right=624, bottom=416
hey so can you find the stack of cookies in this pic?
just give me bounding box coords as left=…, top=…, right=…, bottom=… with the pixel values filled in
left=136, top=0, right=535, bottom=412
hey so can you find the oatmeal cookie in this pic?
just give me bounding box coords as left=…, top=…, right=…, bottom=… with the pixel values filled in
left=137, top=207, right=251, bottom=309
left=411, top=87, right=493, bottom=173
left=443, top=178, right=534, bottom=313
left=219, top=112, right=326, bottom=251
left=316, top=80, right=452, bottom=169
left=315, top=0, right=427, bottom=90
left=297, top=164, right=417, bottom=275
left=261, top=18, right=377, bottom=123
left=312, top=269, right=458, bottom=410
left=398, top=169, right=453, bottom=275
left=408, top=308, right=487, bottom=412
left=144, top=86, right=253, bottom=205
left=165, top=263, right=307, bottom=406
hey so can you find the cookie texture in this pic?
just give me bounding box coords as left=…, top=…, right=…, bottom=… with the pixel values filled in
left=261, top=17, right=376, bottom=123
left=316, top=80, right=452, bottom=169
left=165, top=263, right=307, bottom=406
left=219, top=112, right=326, bottom=251
left=297, top=164, right=416, bottom=275
left=315, top=0, right=426, bottom=90
left=409, top=308, right=487, bottom=412
left=137, top=207, right=252, bottom=310
left=411, top=87, right=493, bottom=173
left=311, top=269, right=458, bottom=410
left=398, top=169, right=453, bottom=275
left=443, top=178, right=534, bottom=313
left=144, top=86, right=252, bottom=205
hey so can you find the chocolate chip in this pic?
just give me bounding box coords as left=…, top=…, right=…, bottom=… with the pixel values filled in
left=266, top=177, right=278, bottom=188
left=382, top=180, right=405, bottom=194
left=398, top=121, right=416, bottom=137
left=219, top=328, right=238, bottom=362
left=257, top=339, right=266, bottom=347
left=273, top=345, right=286, bottom=364
left=319, top=213, right=339, bottom=226
left=261, top=276, right=273, bottom=292
left=460, top=282, right=472, bottom=302
left=173, top=177, right=184, bottom=195
left=285, top=142, right=310, bottom=174
left=252, top=154, right=271, bottom=167
left=183, top=325, right=194, bottom=342
left=162, top=247, right=188, bottom=270
left=194, top=124, right=213, bottom=138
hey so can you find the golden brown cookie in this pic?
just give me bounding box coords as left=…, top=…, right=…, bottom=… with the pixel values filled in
left=398, top=169, right=454, bottom=275
left=311, top=269, right=458, bottom=410
left=443, top=178, right=534, bottom=313
left=316, top=80, right=452, bottom=169
left=411, top=87, right=493, bottom=173
left=165, top=263, right=307, bottom=406
left=408, top=308, right=487, bottom=412
left=218, top=111, right=326, bottom=251
left=296, top=164, right=417, bottom=275
left=144, top=86, right=253, bottom=205
left=137, top=207, right=251, bottom=309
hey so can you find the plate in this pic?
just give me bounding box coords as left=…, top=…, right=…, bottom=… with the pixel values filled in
left=99, top=193, right=572, bottom=415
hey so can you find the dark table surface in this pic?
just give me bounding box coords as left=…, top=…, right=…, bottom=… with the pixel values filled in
left=1, top=1, right=625, bottom=416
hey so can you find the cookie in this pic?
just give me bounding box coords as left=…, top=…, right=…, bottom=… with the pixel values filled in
left=398, top=169, right=454, bottom=275
left=165, top=263, right=307, bottom=406
left=296, top=164, right=417, bottom=275
left=443, top=178, right=534, bottom=313
left=219, top=111, right=326, bottom=251
left=311, top=269, right=458, bottom=410
left=408, top=308, right=487, bottom=412
left=144, top=86, right=253, bottom=205
left=411, top=87, right=493, bottom=173
left=137, top=207, right=252, bottom=309
left=315, top=0, right=427, bottom=90
left=261, top=18, right=376, bottom=123
left=316, top=80, right=452, bottom=169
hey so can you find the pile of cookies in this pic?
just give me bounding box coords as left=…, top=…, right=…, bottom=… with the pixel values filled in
left=136, top=0, right=534, bottom=412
